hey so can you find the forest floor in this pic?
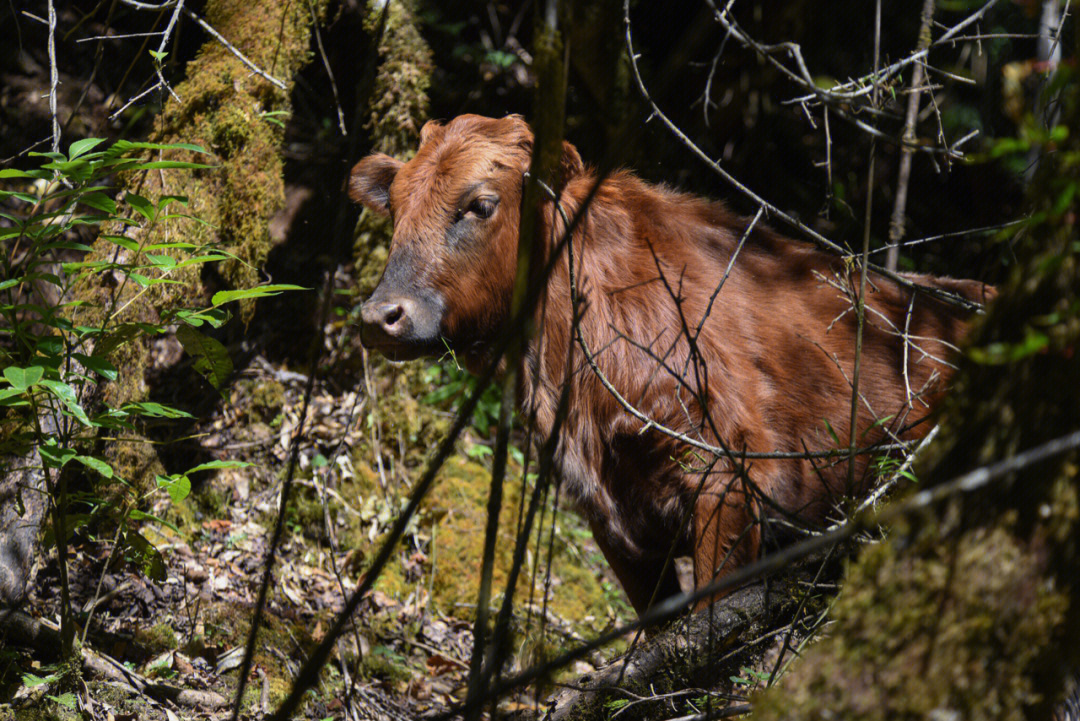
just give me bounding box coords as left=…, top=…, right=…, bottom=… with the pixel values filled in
left=3, top=298, right=639, bottom=720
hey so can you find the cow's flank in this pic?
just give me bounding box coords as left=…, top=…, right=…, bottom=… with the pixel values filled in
left=349, top=114, right=993, bottom=616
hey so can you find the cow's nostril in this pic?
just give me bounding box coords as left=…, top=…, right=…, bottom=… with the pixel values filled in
left=383, top=304, right=404, bottom=327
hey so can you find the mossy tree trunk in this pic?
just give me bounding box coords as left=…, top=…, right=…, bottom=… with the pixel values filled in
left=85, top=0, right=322, bottom=463
left=753, top=47, right=1080, bottom=721
left=352, top=0, right=432, bottom=295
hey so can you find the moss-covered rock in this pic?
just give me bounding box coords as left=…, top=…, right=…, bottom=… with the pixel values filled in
left=754, top=520, right=1069, bottom=721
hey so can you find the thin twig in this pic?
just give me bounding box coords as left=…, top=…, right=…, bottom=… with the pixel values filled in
left=114, top=0, right=287, bottom=89
left=180, top=6, right=286, bottom=89
left=76, top=30, right=167, bottom=42
left=306, top=0, right=346, bottom=135
left=47, top=0, right=59, bottom=154
left=153, top=0, right=184, bottom=103
left=886, top=0, right=936, bottom=272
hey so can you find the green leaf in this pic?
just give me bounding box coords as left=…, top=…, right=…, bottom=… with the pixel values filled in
left=162, top=194, right=190, bottom=206
left=3, top=365, right=44, bottom=391
left=121, top=401, right=194, bottom=419
left=49, top=693, right=77, bottom=709
left=0, top=388, right=28, bottom=406
left=0, top=168, right=33, bottom=179
left=36, top=339, right=63, bottom=360
left=156, top=474, right=192, bottom=503
left=145, top=253, right=177, bottom=269
left=184, top=459, right=252, bottom=475
left=39, top=380, right=92, bottom=426
left=174, top=253, right=230, bottom=269
left=169, top=307, right=231, bottom=329
left=466, top=443, right=493, bottom=460
left=211, top=284, right=307, bottom=306
left=125, top=192, right=155, bottom=221
left=822, top=419, right=841, bottom=448
left=22, top=672, right=59, bottom=688
left=101, top=234, right=140, bottom=252
left=79, top=191, right=117, bottom=215
left=73, top=353, right=118, bottom=381
left=39, top=443, right=77, bottom=468
left=121, top=529, right=167, bottom=581
left=69, top=137, right=107, bottom=159
left=103, top=140, right=211, bottom=158
left=175, top=325, right=233, bottom=389
left=126, top=160, right=215, bottom=171
left=128, top=508, right=180, bottom=534
left=75, top=455, right=113, bottom=478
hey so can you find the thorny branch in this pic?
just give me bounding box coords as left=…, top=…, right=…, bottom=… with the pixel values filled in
left=887, top=0, right=937, bottom=272
left=623, top=0, right=983, bottom=314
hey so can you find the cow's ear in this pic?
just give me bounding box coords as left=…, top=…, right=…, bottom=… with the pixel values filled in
left=419, top=119, right=444, bottom=148
left=348, top=153, right=403, bottom=215
left=557, top=140, right=584, bottom=193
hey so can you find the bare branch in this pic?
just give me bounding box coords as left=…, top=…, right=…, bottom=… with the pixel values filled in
left=47, top=0, right=59, bottom=154
left=114, top=0, right=287, bottom=90
left=886, top=0, right=936, bottom=272
left=153, top=0, right=185, bottom=104
left=623, top=0, right=983, bottom=313
left=180, top=6, right=286, bottom=89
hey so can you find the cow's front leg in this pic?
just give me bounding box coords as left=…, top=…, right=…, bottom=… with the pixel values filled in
left=587, top=517, right=682, bottom=618
left=691, top=482, right=761, bottom=610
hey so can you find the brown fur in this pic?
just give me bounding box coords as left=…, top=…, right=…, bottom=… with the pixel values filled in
left=350, top=114, right=994, bottom=616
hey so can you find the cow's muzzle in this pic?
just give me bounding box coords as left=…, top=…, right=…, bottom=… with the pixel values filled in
left=359, top=291, right=444, bottom=361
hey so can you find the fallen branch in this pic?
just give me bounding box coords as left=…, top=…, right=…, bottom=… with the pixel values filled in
left=538, top=573, right=822, bottom=721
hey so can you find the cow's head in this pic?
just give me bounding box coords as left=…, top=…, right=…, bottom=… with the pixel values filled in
left=349, top=114, right=582, bottom=365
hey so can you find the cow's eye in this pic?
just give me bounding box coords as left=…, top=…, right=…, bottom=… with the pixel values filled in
left=467, top=197, right=497, bottom=220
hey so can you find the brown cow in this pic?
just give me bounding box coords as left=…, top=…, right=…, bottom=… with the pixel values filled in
left=348, top=114, right=993, bottom=616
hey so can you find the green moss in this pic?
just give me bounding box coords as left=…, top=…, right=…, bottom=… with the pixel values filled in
left=363, top=0, right=433, bottom=157
left=339, top=435, right=622, bottom=638
left=0, top=704, right=78, bottom=721
left=135, top=622, right=179, bottom=653
left=242, top=379, right=286, bottom=423
left=359, top=644, right=414, bottom=684
left=753, top=521, right=1069, bottom=721
left=60, top=0, right=324, bottom=504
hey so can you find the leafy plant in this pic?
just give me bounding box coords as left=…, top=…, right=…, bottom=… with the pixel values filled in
left=0, top=138, right=299, bottom=670
left=422, top=356, right=503, bottom=434
left=730, top=665, right=770, bottom=687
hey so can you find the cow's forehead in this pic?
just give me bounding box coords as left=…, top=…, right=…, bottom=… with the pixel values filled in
left=390, top=133, right=525, bottom=213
